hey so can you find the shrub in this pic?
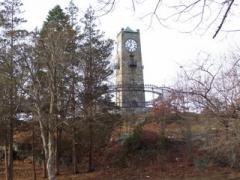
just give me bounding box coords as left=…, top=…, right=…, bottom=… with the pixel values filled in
left=123, top=126, right=142, bottom=152
left=202, top=120, right=240, bottom=169
left=193, top=157, right=209, bottom=170
left=112, top=126, right=168, bottom=167
left=111, top=149, right=129, bottom=168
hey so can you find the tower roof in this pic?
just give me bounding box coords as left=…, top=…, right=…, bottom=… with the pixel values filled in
left=122, top=27, right=139, bottom=33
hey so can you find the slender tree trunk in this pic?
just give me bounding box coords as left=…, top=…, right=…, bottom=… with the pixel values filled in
left=88, top=117, right=94, bottom=172
left=47, top=89, right=56, bottom=180
left=71, top=76, right=78, bottom=174
left=72, top=127, right=78, bottom=174
left=32, top=124, right=36, bottom=180
left=47, top=131, right=55, bottom=180
left=7, top=116, right=13, bottom=180
left=55, top=126, right=62, bottom=175
left=42, top=151, right=47, bottom=178
left=4, top=131, right=8, bottom=180
left=7, top=75, right=14, bottom=180
left=55, top=127, right=59, bottom=175
left=6, top=17, right=16, bottom=180
left=37, top=115, right=48, bottom=178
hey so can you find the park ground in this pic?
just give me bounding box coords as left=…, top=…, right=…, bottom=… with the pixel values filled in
left=1, top=159, right=240, bottom=180
left=1, top=116, right=240, bottom=180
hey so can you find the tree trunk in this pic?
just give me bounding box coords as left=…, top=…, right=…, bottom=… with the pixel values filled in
left=55, top=126, right=62, bottom=175
left=38, top=116, right=48, bottom=178
left=72, top=127, right=78, bottom=174
left=47, top=131, right=56, bottom=180
left=7, top=117, right=13, bottom=180
left=32, top=124, right=36, bottom=180
left=4, top=132, right=8, bottom=180
left=46, top=54, right=57, bottom=180
left=43, top=151, right=47, bottom=178
left=88, top=117, right=94, bottom=172
left=55, top=128, right=59, bottom=175
left=71, top=76, right=78, bottom=174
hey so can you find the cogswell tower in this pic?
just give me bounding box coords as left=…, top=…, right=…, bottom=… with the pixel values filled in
left=115, top=27, right=145, bottom=113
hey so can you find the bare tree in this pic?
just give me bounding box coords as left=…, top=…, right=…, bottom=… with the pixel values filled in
left=175, top=51, right=240, bottom=167
left=97, top=0, right=238, bottom=38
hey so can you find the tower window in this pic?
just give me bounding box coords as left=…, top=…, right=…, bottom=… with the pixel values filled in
left=128, top=59, right=137, bottom=67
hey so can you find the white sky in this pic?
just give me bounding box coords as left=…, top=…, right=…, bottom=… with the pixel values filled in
left=21, top=0, right=240, bottom=86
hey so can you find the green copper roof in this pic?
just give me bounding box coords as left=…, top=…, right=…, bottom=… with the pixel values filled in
left=123, top=27, right=138, bottom=33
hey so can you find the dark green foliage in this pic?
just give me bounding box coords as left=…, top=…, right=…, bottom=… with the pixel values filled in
left=13, top=143, right=31, bottom=160
left=193, top=157, right=209, bottom=170
left=124, top=126, right=142, bottom=152
left=41, top=5, right=70, bottom=34
left=112, top=126, right=168, bottom=167
left=73, top=114, right=121, bottom=152
left=123, top=126, right=167, bottom=153
left=46, top=5, right=66, bottom=22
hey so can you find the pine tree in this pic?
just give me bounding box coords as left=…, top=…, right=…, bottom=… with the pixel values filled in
left=65, top=0, right=80, bottom=173
left=78, top=7, right=113, bottom=172
left=0, top=0, right=28, bottom=179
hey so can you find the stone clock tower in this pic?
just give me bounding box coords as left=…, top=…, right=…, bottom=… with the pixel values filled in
left=115, top=27, right=145, bottom=113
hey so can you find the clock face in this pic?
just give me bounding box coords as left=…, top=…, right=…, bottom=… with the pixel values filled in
left=125, top=39, right=137, bottom=52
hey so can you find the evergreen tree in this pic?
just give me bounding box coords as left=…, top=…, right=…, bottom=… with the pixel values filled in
left=78, top=7, right=113, bottom=172
left=0, top=0, right=28, bottom=179
left=65, top=1, right=81, bottom=173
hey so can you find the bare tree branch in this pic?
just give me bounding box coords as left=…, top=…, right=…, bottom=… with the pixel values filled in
left=97, top=0, right=238, bottom=38
left=97, top=0, right=116, bottom=16
left=132, top=0, right=136, bottom=11
left=213, top=0, right=235, bottom=38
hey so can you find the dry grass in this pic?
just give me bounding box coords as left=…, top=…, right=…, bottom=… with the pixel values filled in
left=0, top=160, right=240, bottom=180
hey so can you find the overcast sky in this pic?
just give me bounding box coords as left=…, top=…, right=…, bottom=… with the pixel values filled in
left=21, top=0, right=240, bottom=86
